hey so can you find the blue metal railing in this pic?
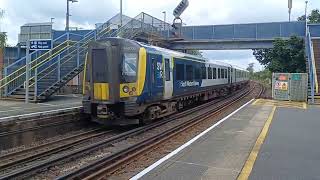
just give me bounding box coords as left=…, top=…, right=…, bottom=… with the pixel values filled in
left=306, top=27, right=316, bottom=103
left=181, top=21, right=307, bottom=41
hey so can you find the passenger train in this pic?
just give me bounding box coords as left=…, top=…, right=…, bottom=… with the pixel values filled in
left=82, top=38, right=249, bottom=125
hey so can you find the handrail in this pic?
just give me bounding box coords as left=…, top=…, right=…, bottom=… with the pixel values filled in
left=310, top=40, right=319, bottom=93
left=1, top=13, right=149, bottom=98
left=0, top=43, right=73, bottom=89
left=5, top=33, right=70, bottom=70
left=306, top=28, right=317, bottom=103
left=0, top=40, right=73, bottom=86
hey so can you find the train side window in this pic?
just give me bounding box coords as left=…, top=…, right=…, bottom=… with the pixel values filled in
left=221, top=69, right=224, bottom=79
left=207, top=67, right=212, bottom=79
left=186, top=65, right=194, bottom=80
left=213, top=68, right=217, bottom=79
left=224, top=69, right=227, bottom=79
left=218, top=68, right=221, bottom=79
left=176, top=64, right=185, bottom=80
left=165, top=58, right=170, bottom=81
left=195, top=66, right=201, bottom=79
left=201, top=67, right=207, bottom=79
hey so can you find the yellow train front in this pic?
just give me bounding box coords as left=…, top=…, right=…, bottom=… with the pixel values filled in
left=83, top=38, right=249, bottom=125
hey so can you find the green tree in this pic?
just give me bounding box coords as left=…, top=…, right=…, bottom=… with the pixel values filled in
left=298, top=9, right=320, bottom=23
left=0, top=32, right=6, bottom=48
left=253, top=36, right=305, bottom=73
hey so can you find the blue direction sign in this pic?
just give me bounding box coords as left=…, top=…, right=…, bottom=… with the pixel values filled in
left=29, top=39, right=52, bottom=50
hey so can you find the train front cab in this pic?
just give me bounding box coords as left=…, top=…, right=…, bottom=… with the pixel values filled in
left=82, top=39, right=146, bottom=125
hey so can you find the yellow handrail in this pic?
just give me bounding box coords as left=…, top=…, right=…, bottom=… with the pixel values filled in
left=0, top=25, right=114, bottom=91
left=0, top=40, right=72, bottom=86
left=311, top=51, right=319, bottom=93
left=0, top=42, right=73, bottom=89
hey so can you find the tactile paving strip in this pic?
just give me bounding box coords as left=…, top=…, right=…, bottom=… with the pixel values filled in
left=252, top=99, right=307, bottom=109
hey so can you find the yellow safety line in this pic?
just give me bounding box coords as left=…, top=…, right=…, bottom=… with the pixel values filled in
left=303, top=103, right=307, bottom=109
left=237, top=106, right=277, bottom=180
left=251, top=99, right=260, bottom=105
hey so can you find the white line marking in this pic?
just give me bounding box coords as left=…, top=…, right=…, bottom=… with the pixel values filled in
left=37, top=103, right=57, bottom=107
left=130, top=99, right=255, bottom=180
left=0, top=106, right=82, bottom=121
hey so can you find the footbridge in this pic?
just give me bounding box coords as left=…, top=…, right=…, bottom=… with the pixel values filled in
left=171, top=22, right=320, bottom=50
left=0, top=12, right=319, bottom=103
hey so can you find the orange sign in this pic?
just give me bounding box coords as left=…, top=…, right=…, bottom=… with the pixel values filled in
left=279, top=75, right=287, bottom=81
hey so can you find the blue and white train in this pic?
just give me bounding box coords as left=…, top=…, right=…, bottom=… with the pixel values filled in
left=82, top=38, right=249, bottom=125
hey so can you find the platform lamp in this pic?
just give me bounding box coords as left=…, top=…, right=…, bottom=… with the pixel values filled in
left=162, top=11, right=166, bottom=30
left=66, top=0, right=78, bottom=31
left=288, top=0, right=292, bottom=22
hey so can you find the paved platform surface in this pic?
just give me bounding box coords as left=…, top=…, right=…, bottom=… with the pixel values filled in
left=136, top=99, right=320, bottom=180
left=139, top=101, right=274, bottom=180
left=249, top=106, right=320, bottom=180
left=0, top=94, right=82, bottom=119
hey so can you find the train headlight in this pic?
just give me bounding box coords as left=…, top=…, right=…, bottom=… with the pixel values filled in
left=123, top=86, right=130, bottom=93
left=132, top=87, right=136, bottom=92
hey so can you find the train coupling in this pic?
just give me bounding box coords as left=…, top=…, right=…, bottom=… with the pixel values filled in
left=97, top=104, right=114, bottom=119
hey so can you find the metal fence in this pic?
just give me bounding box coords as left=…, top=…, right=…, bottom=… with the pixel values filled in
left=181, top=21, right=306, bottom=40
left=272, top=73, right=308, bottom=102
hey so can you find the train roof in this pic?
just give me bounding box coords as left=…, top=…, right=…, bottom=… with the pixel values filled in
left=137, top=42, right=207, bottom=62
left=98, top=38, right=249, bottom=71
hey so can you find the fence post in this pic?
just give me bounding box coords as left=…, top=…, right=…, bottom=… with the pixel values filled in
left=58, top=54, right=61, bottom=82
left=4, top=68, right=7, bottom=96
left=34, top=67, right=37, bottom=102
left=77, top=43, right=80, bottom=87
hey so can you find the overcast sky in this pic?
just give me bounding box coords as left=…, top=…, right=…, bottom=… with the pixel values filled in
left=0, top=0, right=319, bottom=70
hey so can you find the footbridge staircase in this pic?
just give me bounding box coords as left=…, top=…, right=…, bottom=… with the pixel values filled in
left=1, top=12, right=320, bottom=104
left=0, top=12, right=172, bottom=102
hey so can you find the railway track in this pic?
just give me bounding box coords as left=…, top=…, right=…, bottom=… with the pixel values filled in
left=56, top=83, right=262, bottom=180
left=0, top=128, right=120, bottom=179
left=0, top=82, right=263, bottom=179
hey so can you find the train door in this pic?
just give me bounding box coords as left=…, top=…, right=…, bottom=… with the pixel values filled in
left=228, top=67, right=231, bottom=84
left=150, top=54, right=164, bottom=99
left=163, top=56, right=173, bottom=99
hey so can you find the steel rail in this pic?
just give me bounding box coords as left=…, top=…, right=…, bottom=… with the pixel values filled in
left=58, top=84, right=258, bottom=179
left=0, top=83, right=253, bottom=179
left=0, top=128, right=108, bottom=169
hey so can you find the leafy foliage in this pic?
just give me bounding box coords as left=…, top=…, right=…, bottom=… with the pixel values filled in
left=253, top=36, right=306, bottom=73
left=298, top=9, right=320, bottom=23
left=251, top=69, right=272, bottom=86
left=0, top=33, right=6, bottom=48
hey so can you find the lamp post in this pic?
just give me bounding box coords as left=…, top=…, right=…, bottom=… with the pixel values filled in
left=66, top=0, right=78, bottom=31
left=288, top=0, right=292, bottom=22
left=305, top=1, right=308, bottom=36
left=162, top=11, right=166, bottom=30
left=50, top=18, right=55, bottom=25
left=120, top=0, right=123, bottom=27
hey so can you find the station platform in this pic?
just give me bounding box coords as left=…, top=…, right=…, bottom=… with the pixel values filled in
left=132, top=99, right=320, bottom=180
left=0, top=94, right=82, bottom=120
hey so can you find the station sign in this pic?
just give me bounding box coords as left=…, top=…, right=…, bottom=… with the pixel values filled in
left=173, top=0, right=189, bottom=18
left=29, top=39, right=52, bottom=50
